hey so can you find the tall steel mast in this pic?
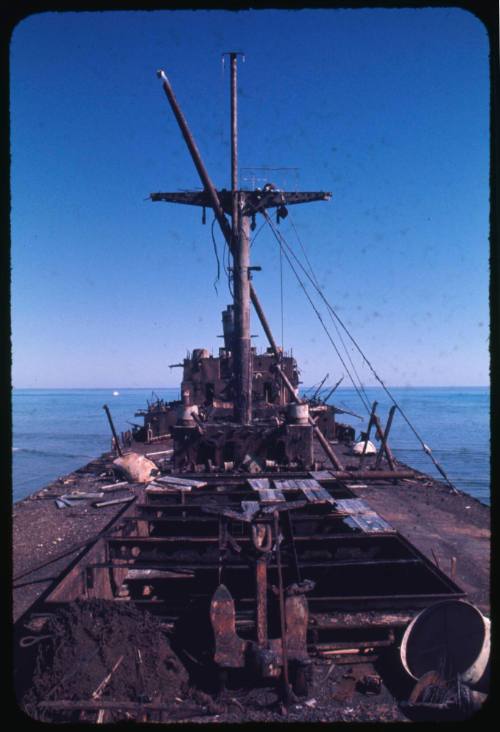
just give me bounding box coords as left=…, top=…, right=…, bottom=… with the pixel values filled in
left=229, top=52, right=252, bottom=424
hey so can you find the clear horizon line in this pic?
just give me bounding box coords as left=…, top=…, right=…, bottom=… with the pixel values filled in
left=11, top=384, right=490, bottom=390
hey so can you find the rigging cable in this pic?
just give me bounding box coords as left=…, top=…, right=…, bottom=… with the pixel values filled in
left=288, top=211, right=372, bottom=410
left=269, top=213, right=457, bottom=491
left=263, top=210, right=371, bottom=415
left=211, top=217, right=221, bottom=294
left=221, top=225, right=234, bottom=299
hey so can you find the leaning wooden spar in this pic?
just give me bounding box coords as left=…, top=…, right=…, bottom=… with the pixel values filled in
left=14, top=55, right=489, bottom=723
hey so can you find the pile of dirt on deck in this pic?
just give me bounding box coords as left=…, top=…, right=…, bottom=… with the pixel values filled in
left=22, top=600, right=188, bottom=722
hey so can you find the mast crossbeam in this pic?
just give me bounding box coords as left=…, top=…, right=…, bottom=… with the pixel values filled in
left=150, top=190, right=332, bottom=217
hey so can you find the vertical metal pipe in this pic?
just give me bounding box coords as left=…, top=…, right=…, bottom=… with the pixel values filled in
left=274, top=511, right=291, bottom=702
left=230, top=53, right=239, bottom=332
left=234, top=210, right=252, bottom=424
left=256, top=557, right=268, bottom=646
left=230, top=52, right=238, bottom=223
left=229, top=54, right=252, bottom=424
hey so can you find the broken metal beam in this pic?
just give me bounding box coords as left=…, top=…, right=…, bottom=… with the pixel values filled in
left=374, top=405, right=397, bottom=469
left=320, top=470, right=416, bottom=480
left=373, top=414, right=396, bottom=471
left=156, top=69, right=280, bottom=355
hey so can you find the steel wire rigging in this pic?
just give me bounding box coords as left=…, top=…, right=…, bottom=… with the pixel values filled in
left=262, top=209, right=372, bottom=415
left=287, top=210, right=373, bottom=412
left=262, top=210, right=457, bottom=492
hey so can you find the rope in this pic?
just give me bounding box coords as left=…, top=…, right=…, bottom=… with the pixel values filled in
left=250, top=219, right=267, bottom=247
left=210, top=217, right=221, bottom=294
left=221, top=228, right=234, bottom=298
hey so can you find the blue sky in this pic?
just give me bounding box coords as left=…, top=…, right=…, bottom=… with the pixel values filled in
left=10, top=8, right=489, bottom=388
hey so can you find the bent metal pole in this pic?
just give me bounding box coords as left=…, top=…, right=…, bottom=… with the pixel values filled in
left=157, top=69, right=279, bottom=355
left=103, top=404, right=123, bottom=457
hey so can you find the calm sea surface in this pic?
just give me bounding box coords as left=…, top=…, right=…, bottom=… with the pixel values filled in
left=12, top=387, right=490, bottom=506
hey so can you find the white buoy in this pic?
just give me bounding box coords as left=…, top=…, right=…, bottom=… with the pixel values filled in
left=352, top=440, right=376, bottom=455
left=112, top=390, right=120, bottom=396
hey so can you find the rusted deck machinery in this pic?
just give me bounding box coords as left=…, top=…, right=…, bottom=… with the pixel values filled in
left=40, top=470, right=464, bottom=698
left=16, top=55, right=466, bottom=706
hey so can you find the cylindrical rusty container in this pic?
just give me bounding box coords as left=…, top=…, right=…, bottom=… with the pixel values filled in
left=287, top=403, right=309, bottom=424
left=177, top=404, right=199, bottom=426
left=400, top=600, right=490, bottom=693
left=222, top=305, right=235, bottom=351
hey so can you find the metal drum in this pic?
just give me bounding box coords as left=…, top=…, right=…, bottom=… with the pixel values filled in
left=287, top=403, right=309, bottom=424
left=400, top=600, right=490, bottom=693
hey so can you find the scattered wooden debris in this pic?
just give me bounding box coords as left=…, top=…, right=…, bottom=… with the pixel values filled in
left=92, top=496, right=135, bottom=509
left=154, top=475, right=207, bottom=489
left=61, top=492, right=105, bottom=500
left=92, top=655, right=124, bottom=699
left=100, top=481, right=130, bottom=491
left=147, top=482, right=191, bottom=494
left=274, top=478, right=335, bottom=505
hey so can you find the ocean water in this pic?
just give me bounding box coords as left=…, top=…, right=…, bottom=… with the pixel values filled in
left=12, top=387, right=490, bottom=506
left=12, top=388, right=180, bottom=503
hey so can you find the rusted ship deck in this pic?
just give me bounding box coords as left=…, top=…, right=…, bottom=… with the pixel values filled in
left=13, top=438, right=490, bottom=722
left=13, top=440, right=489, bottom=622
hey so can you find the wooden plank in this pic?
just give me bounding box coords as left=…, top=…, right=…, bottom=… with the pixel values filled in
left=310, top=485, right=336, bottom=505
left=61, top=492, right=104, bottom=500
left=300, top=486, right=321, bottom=503
left=309, top=470, right=335, bottom=481
left=100, top=481, right=130, bottom=490
left=154, top=475, right=207, bottom=488
left=343, top=513, right=395, bottom=534
left=257, top=488, right=285, bottom=503
left=249, top=478, right=285, bottom=503
left=274, top=478, right=323, bottom=491
left=248, top=478, right=270, bottom=490
left=335, top=498, right=373, bottom=515
left=275, top=478, right=334, bottom=504
left=147, top=483, right=191, bottom=493
left=92, top=496, right=135, bottom=508
left=125, top=568, right=195, bottom=580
